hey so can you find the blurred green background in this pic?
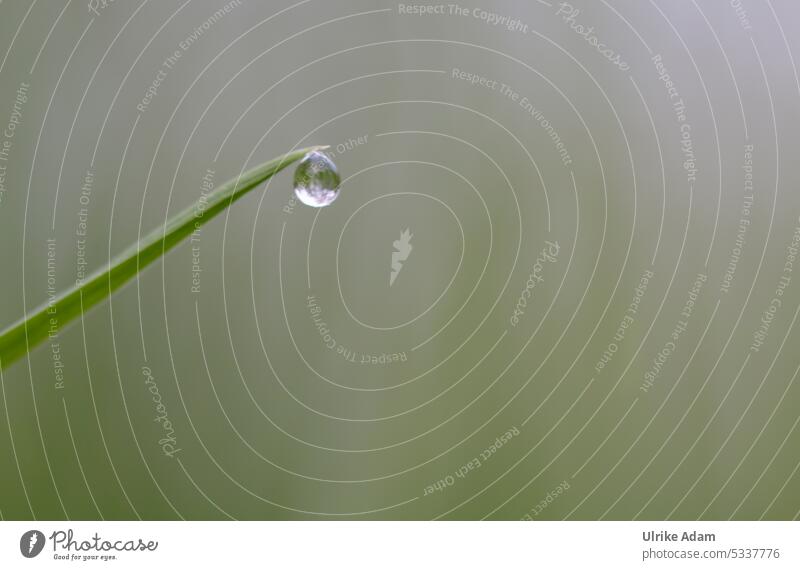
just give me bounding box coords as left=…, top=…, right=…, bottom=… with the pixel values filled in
left=1, top=0, right=799, bottom=520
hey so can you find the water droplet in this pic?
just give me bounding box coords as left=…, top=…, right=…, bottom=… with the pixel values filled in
left=293, top=150, right=341, bottom=207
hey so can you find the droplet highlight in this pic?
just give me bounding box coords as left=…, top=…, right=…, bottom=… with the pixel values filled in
left=293, top=150, right=341, bottom=207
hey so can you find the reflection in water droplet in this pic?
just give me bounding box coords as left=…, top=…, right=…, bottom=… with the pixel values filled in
left=293, top=150, right=341, bottom=207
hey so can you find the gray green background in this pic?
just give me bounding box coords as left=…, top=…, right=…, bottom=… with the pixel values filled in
left=0, top=0, right=799, bottom=520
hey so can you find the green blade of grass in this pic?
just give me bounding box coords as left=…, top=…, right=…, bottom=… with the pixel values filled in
left=0, top=146, right=324, bottom=371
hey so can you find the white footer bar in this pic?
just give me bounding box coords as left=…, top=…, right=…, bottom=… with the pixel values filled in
left=1, top=521, right=797, bottom=569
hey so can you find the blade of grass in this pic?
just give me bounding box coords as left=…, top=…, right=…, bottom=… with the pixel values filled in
left=0, top=146, right=324, bottom=371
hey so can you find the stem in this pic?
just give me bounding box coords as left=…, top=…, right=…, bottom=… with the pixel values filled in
left=0, top=146, right=323, bottom=371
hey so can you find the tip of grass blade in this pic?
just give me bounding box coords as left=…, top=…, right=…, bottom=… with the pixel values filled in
left=0, top=146, right=317, bottom=371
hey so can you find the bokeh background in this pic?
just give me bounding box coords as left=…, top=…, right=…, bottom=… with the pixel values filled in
left=1, top=0, right=799, bottom=520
